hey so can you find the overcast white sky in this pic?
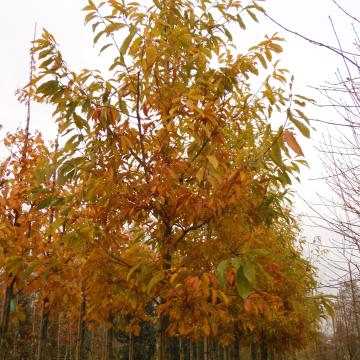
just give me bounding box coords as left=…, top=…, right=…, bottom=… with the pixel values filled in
left=1, top=0, right=360, bottom=289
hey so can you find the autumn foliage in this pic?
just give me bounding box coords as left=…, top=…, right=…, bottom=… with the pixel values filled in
left=0, top=0, right=331, bottom=359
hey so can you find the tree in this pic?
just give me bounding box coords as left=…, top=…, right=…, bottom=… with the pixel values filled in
left=11, top=0, right=326, bottom=358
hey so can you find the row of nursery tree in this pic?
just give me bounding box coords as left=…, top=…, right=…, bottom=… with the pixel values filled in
left=0, top=0, right=332, bottom=359
left=309, top=277, right=360, bottom=360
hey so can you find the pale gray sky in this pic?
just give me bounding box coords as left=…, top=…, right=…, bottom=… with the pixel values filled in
left=1, top=0, right=359, bottom=289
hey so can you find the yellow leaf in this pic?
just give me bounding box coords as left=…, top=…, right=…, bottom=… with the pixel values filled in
left=146, top=45, right=157, bottom=68
left=207, top=155, right=219, bottom=169
left=195, top=168, right=204, bottom=182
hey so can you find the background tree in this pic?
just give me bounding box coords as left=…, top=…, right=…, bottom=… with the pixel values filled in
left=267, top=1, right=360, bottom=359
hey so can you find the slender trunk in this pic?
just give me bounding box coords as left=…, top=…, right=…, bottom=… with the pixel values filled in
left=31, top=300, right=37, bottom=359
left=0, top=278, right=15, bottom=358
left=179, top=337, right=184, bottom=360
left=216, top=344, right=221, bottom=360
left=75, top=297, right=86, bottom=360
left=260, top=339, right=268, bottom=360
left=57, top=316, right=61, bottom=360
left=189, top=340, right=193, bottom=360
left=18, top=293, right=32, bottom=360
left=196, top=341, right=200, bottom=360
left=107, top=323, right=113, bottom=360
left=157, top=315, right=170, bottom=360
left=0, top=285, right=11, bottom=334
left=157, top=247, right=171, bottom=360
left=349, top=265, right=360, bottom=342
left=128, top=332, right=134, bottom=360
left=251, top=343, right=257, bottom=360
left=226, top=347, right=231, bottom=360
left=233, top=328, right=241, bottom=360
left=37, top=299, right=49, bottom=360
left=204, top=336, right=209, bottom=360
left=269, top=350, right=274, bottom=360
left=0, top=279, right=15, bottom=336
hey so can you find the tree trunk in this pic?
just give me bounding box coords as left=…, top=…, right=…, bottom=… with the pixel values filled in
left=349, top=265, right=360, bottom=342
left=157, top=248, right=171, bottom=360
left=203, top=336, right=209, bottom=360
left=233, top=328, right=241, bottom=360
left=75, top=297, right=86, bottom=360
left=18, top=293, right=32, bottom=360
left=196, top=341, right=200, bottom=360
left=157, top=315, right=170, bottom=360
left=37, top=299, right=50, bottom=360
left=57, top=316, right=61, bottom=360
left=0, top=284, right=12, bottom=357
left=179, top=337, right=184, bottom=360
left=189, top=340, right=193, bottom=360
left=128, top=332, right=134, bottom=360
left=251, top=343, right=257, bottom=360
left=107, top=324, right=113, bottom=360
left=0, top=279, right=15, bottom=337
left=260, top=339, right=268, bottom=360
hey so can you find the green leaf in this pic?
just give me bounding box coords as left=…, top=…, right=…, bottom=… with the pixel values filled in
left=235, top=267, right=250, bottom=300
left=246, top=9, right=258, bottom=22
left=270, top=137, right=282, bottom=168
left=94, top=30, right=106, bottom=44
left=242, top=260, right=256, bottom=287
left=289, top=113, right=310, bottom=138
left=231, top=258, right=242, bottom=271
left=52, top=197, right=66, bottom=207
left=37, top=196, right=53, bottom=210
left=216, top=260, right=229, bottom=290
left=74, top=113, right=90, bottom=132
left=38, top=80, right=59, bottom=96
left=147, top=274, right=162, bottom=295
left=223, top=27, right=233, bottom=41
left=236, top=15, right=246, bottom=30
left=84, top=11, right=96, bottom=24
left=99, top=43, right=112, bottom=54
left=119, top=99, right=129, bottom=115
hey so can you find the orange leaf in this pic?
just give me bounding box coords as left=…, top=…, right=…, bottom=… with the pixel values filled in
left=283, top=129, right=304, bottom=156
left=244, top=298, right=252, bottom=313
left=226, top=266, right=235, bottom=287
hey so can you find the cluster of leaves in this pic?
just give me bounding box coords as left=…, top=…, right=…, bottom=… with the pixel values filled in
left=0, top=0, right=332, bottom=357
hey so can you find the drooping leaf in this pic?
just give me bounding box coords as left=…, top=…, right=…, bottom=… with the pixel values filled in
left=235, top=267, right=250, bottom=300
left=283, top=129, right=304, bottom=156
left=216, top=260, right=229, bottom=290
left=147, top=274, right=162, bottom=295
left=37, top=196, right=53, bottom=210
left=120, top=26, right=137, bottom=56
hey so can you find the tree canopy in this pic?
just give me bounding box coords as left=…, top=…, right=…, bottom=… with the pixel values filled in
left=0, top=0, right=331, bottom=359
